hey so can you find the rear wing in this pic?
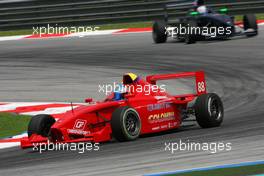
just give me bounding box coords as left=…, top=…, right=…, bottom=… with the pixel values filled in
left=146, top=71, right=206, bottom=95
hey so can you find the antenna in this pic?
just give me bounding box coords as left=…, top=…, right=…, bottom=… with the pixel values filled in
left=71, top=102, right=74, bottom=114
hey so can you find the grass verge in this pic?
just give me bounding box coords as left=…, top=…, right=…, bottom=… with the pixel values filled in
left=98, top=21, right=152, bottom=30
left=0, top=29, right=33, bottom=37
left=235, top=13, right=264, bottom=21
left=165, top=164, right=264, bottom=176
left=0, top=22, right=152, bottom=37
left=0, top=13, right=263, bottom=37
left=0, top=113, right=31, bottom=138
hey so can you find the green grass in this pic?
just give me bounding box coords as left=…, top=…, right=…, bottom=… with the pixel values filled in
left=0, top=113, right=31, bottom=138
left=0, top=29, right=32, bottom=37
left=97, top=21, right=152, bottom=30
left=235, top=13, right=264, bottom=21
left=0, top=22, right=152, bottom=37
left=0, top=13, right=263, bottom=37
left=165, top=164, right=264, bottom=176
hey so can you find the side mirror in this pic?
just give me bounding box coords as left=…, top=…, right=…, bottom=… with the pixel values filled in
left=85, top=98, right=93, bottom=103
left=189, top=11, right=199, bottom=16
left=219, top=7, right=228, bottom=14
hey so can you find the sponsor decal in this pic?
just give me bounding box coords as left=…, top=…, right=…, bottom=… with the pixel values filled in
left=74, top=119, right=87, bottom=130
left=152, top=126, right=160, bottom=131
left=161, top=125, right=168, bottom=129
left=148, top=111, right=175, bottom=122
left=67, top=129, right=90, bottom=135
left=168, top=122, right=178, bottom=128
left=147, top=102, right=172, bottom=111
left=154, top=96, right=168, bottom=100
left=152, top=122, right=178, bottom=131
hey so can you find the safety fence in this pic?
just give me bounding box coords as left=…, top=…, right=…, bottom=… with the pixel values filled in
left=0, top=0, right=263, bottom=30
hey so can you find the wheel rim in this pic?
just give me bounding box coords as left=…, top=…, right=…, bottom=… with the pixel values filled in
left=125, top=111, right=140, bottom=136
left=208, top=97, right=222, bottom=120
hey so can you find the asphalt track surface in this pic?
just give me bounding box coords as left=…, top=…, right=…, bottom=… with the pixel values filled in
left=0, top=28, right=264, bottom=176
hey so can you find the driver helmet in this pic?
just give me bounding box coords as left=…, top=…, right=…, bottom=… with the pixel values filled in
left=195, top=0, right=207, bottom=14
left=197, top=5, right=207, bottom=14
left=123, top=73, right=139, bottom=84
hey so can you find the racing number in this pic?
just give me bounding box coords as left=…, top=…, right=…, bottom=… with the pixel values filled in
left=197, top=81, right=206, bottom=93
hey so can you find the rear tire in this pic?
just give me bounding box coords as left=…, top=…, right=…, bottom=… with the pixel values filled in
left=185, top=20, right=197, bottom=44
left=243, top=14, right=258, bottom=37
left=111, top=106, right=141, bottom=142
left=195, top=93, right=224, bottom=128
left=152, top=20, right=167, bottom=43
left=28, top=114, right=55, bottom=137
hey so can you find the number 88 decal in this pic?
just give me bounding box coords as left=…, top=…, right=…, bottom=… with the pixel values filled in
left=197, top=81, right=205, bottom=93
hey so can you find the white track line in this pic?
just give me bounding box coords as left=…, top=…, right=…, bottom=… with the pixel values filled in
left=0, top=35, right=30, bottom=41
left=20, top=106, right=79, bottom=115
left=0, top=102, right=55, bottom=111
left=0, top=142, right=20, bottom=149
left=67, top=29, right=121, bottom=37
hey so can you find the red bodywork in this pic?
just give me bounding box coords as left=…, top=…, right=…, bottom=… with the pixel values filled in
left=21, top=71, right=207, bottom=148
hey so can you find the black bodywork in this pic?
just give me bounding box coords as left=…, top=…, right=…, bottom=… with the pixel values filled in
left=153, top=0, right=258, bottom=44
left=172, top=11, right=236, bottom=40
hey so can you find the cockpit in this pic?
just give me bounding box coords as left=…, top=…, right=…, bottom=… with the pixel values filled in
left=106, top=73, right=139, bottom=101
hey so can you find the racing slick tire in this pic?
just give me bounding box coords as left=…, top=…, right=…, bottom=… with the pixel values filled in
left=195, top=93, right=224, bottom=128
left=111, top=106, right=141, bottom=142
left=152, top=20, right=167, bottom=43
left=185, top=20, right=197, bottom=44
left=28, top=114, right=55, bottom=137
left=243, top=14, right=258, bottom=37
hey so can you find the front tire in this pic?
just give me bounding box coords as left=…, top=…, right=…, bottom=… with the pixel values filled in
left=152, top=20, right=167, bottom=43
left=28, top=114, right=55, bottom=137
left=243, top=14, right=258, bottom=37
left=111, top=106, right=141, bottom=142
left=195, top=93, right=224, bottom=128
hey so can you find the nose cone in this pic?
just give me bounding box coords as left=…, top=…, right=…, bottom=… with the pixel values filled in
left=51, top=112, right=75, bottom=129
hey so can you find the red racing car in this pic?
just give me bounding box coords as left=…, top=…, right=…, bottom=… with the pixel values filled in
left=21, top=71, right=224, bottom=148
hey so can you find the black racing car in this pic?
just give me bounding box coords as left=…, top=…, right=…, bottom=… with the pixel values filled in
left=153, top=0, right=258, bottom=44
